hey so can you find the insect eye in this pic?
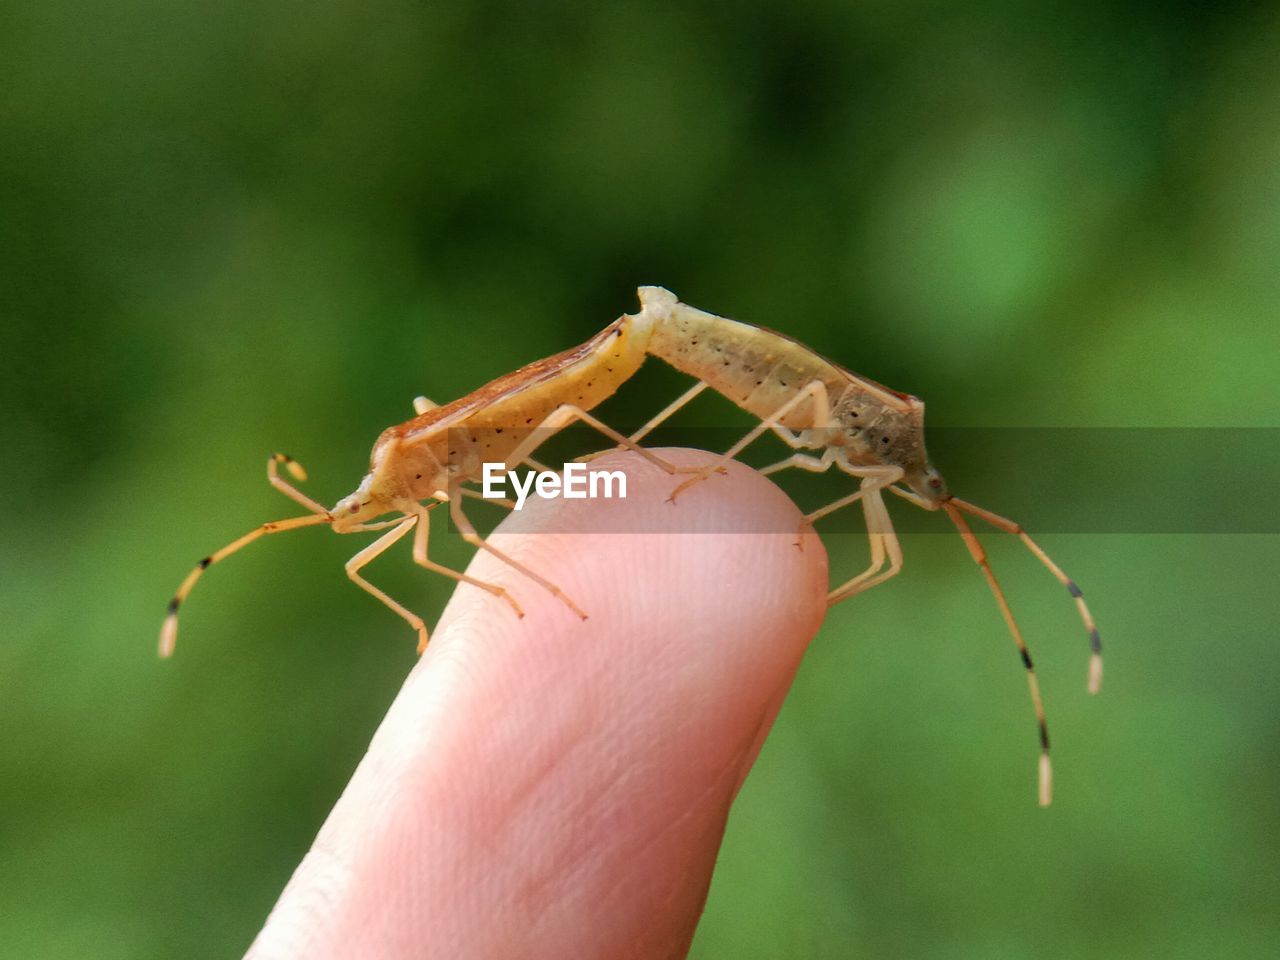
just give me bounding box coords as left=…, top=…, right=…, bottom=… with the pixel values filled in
left=929, top=477, right=943, bottom=489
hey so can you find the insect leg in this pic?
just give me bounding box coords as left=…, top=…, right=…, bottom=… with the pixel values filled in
left=268, top=454, right=330, bottom=514
left=628, top=381, right=710, bottom=444
left=506, top=405, right=693, bottom=478
left=458, top=485, right=516, bottom=510
left=410, top=503, right=524, bottom=649
left=349, top=517, right=414, bottom=532
left=576, top=382, right=711, bottom=464
left=160, top=511, right=335, bottom=657
left=940, top=501, right=1054, bottom=806
left=946, top=497, right=1103, bottom=695
left=345, top=515, right=429, bottom=652
left=666, top=379, right=832, bottom=502
left=521, top=456, right=556, bottom=474
left=827, top=490, right=902, bottom=600
left=758, top=447, right=839, bottom=477
left=822, top=466, right=906, bottom=604
left=805, top=461, right=903, bottom=524
left=448, top=483, right=589, bottom=621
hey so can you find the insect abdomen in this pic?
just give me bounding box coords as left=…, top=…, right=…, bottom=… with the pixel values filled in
left=649, top=302, right=845, bottom=428
left=448, top=311, right=654, bottom=479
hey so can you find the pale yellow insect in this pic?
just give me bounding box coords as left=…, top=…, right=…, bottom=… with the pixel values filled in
left=160, top=292, right=691, bottom=657
left=628, top=287, right=1101, bottom=806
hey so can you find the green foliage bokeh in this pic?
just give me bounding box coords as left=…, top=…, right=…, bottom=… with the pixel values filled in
left=2, top=2, right=1277, bottom=957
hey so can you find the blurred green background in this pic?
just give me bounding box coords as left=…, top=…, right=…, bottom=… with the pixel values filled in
left=3, top=1, right=1277, bottom=957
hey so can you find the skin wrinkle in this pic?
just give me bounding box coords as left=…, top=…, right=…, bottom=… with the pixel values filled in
left=245, top=449, right=828, bottom=960
left=520, top=533, right=824, bottom=957
left=447, top=607, right=623, bottom=929
left=508, top=720, right=599, bottom=915
left=528, top=657, right=678, bottom=895
left=345, top=563, right=593, bottom=957
left=523, top=739, right=709, bottom=944
left=510, top=700, right=643, bottom=928
left=539, top=454, right=819, bottom=956
left=553, top=724, right=759, bottom=957
left=312, top=621, right=504, bottom=949
left=488, top=542, right=782, bottom=913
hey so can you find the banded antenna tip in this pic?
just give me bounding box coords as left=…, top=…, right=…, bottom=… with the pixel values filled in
left=159, top=616, right=178, bottom=659
left=1088, top=653, right=1103, bottom=695
left=1038, top=754, right=1053, bottom=808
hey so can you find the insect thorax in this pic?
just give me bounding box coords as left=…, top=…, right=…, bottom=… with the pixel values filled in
left=828, top=390, right=929, bottom=472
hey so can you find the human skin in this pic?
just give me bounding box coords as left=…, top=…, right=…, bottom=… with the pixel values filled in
left=244, top=449, right=829, bottom=960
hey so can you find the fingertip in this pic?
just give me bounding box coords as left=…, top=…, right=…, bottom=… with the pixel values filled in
left=250, top=449, right=830, bottom=960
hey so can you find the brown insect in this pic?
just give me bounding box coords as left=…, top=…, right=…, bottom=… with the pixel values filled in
left=159, top=293, right=692, bottom=657
left=626, top=287, right=1102, bottom=805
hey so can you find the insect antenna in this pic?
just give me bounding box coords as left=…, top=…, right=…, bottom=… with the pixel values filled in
left=947, top=497, right=1102, bottom=695
left=159, top=511, right=335, bottom=658
left=941, top=501, right=1053, bottom=807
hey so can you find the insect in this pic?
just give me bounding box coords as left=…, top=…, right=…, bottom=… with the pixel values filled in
left=159, top=292, right=693, bottom=658
left=627, top=286, right=1101, bottom=806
